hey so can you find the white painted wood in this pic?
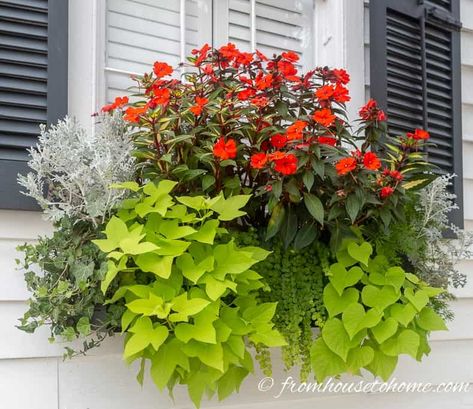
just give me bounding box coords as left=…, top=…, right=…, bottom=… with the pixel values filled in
left=461, top=0, right=473, bottom=31
left=0, top=210, right=52, bottom=240
left=314, top=0, right=366, bottom=122
left=0, top=239, right=32, bottom=301
left=0, top=358, right=58, bottom=409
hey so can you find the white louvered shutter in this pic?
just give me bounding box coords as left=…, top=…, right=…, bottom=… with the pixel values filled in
left=214, top=0, right=314, bottom=70
left=104, top=0, right=212, bottom=101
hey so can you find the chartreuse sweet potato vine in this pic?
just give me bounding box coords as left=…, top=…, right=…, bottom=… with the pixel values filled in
left=312, top=236, right=447, bottom=382
left=93, top=180, right=285, bottom=407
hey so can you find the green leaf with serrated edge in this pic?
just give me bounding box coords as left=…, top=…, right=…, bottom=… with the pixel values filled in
left=210, top=194, right=250, bottom=221
left=371, top=318, right=398, bottom=344
left=304, top=192, right=324, bottom=225
left=150, top=339, right=189, bottom=390
left=187, top=219, right=219, bottom=244
left=416, top=307, right=448, bottom=331
left=380, top=329, right=420, bottom=359
left=135, top=253, right=173, bottom=279
left=311, top=337, right=347, bottom=382
left=342, top=303, right=382, bottom=339
left=389, top=303, right=417, bottom=326
left=404, top=288, right=429, bottom=312
left=361, top=285, right=400, bottom=311
left=347, top=241, right=372, bottom=266
left=323, top=284, right=359, bottom=317
left=328, top=263, right=364, bottom=296
left=266, top=202, right=285, bottom=240
left=346, top=346, right=374, bottom=372
left=366, top=348, right=398, bottom=381
left=321, top=318, right=351, bottom=360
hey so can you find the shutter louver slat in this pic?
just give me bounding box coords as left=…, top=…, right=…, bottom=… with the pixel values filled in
left=0, top=0, right=47, bottom=162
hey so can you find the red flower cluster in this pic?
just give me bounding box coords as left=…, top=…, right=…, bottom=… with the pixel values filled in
left=190, top=96, right=209, bottom=116
left=359, top=99, right=386, bottom=122
left=407, top=129, right=429, bottom=140
left=101, top=96, right=129, bottom=113
left=335, top=151, right=382, bottom=176
left=213, top=137, right=237, bottom=160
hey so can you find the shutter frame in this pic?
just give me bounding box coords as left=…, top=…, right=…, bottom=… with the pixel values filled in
left=370, top=0, right=463, bottom=228
left=0, top=0, right=68, bottom=210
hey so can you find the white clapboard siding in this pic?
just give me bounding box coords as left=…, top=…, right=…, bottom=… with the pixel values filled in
left=0, top=358, right=58, bottom=409
left=215, top=0, right=314, bottom=70
left=105, top=0, right=212, bottom=101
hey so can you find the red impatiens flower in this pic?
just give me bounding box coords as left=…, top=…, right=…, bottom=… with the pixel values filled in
left=149, top=88, right=171, bottom=106
left=219, top=43, right=240, bottom=59
left=363, top=151, right=381, bottom=171
left=389, top=170, right=403, bottom=181
left=274, top=154, right=298, bottom=175
left=287, top=120, right=308, bottom=140
left=255, top=49, right=268, bottom=61
left=332, top=68, right=350, bottom=85
left=380, top=186, right=395, bottom=199
left=192, top=43, right=211, bottom=66
left=250, top=152, right=268, bottom=169
left=251, top=96, right=269, bottom=108
left=333, top=84, right=350, bottom=103
left=270, top=134, right=287, bottom=149
left=153, top=61, right=173, bottom=78
left=407, top=129, right=430, bottom=140
left=190, top=96, right=209, bottom=115
left=236, top=52, right=254, bottom=66
left=237, top=88, right=256, bottom=101
left=313, top=108, right=336, bottom=127
left=315, top=85, right=335, bottom=101
left=213, top=137, right=237, bottom=160
left=335, top=157, right=357, bottom=175
left=123, top=106, right=147, bottom=123
left=268, top=151, right=286, bottom=161
left=101, top=96, right=129, bottom=112
left=317, top=136, right=337, bottom=146
left=281, top=51, right=300, bottom=62
left=255, top=73, right=273, bottom=90
left=359, top=99, right=386, bottom=121
left=278, top=60, right=298, bottom=78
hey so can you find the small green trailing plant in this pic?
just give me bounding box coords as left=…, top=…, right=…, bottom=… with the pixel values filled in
left=311, top=237, right=447, bottom=382
left=93, top=180, right=285, bottom=407
left=17, top=218, right=125, bottom=356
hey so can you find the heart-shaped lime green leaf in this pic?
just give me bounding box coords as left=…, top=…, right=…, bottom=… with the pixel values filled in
left=404, top=288, right=429, bottom=312
left=329, top=263, right=364, bottom=295
left=380, top=329, right=420, bottom=359
left=323, top=284, right=359, bottom=317
left=346, top=346, right=374, bottom=372
left=361, top=285, right=400, bottom=311
left=389, top=303, right=417, bottom=327
left=371, top=317, right=398, bottom=343
left=416, top=307, right=448, bottom=331
left=366, top=348, right=398, bottom=381
left=347, top=241, right=372, bottom=266
left=342, top=303, right=382, bottom=339
left=369, top=266, right=405, bottom=291
left=311, top=337, right=347, bottom=382
left=322, top=318, right=351, bottom=360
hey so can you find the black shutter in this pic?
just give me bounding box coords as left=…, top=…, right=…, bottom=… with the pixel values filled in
left=370, top=0, right=463, bottom=228
left=0, top=0, right=68, bottom=210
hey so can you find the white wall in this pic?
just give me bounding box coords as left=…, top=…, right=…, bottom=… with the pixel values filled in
left=1, top=0, right=473, bottom=408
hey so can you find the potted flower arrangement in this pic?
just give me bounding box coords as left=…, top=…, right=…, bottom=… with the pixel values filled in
left=17, top=44, right=469, bottom=407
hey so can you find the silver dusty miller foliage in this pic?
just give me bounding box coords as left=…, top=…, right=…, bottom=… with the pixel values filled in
left=18, top=113, right=135, bottom=224
left=414, top=174, right=471, bottom=290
